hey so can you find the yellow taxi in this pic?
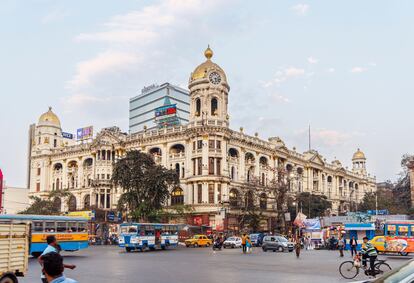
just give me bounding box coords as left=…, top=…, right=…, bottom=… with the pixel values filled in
left=370, top=236, right=386, bottom=253
left=185, top=234, right=213, bottom=247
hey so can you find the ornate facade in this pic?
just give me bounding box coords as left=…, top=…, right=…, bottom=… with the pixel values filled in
left=29, top=47, right=376, bottom=230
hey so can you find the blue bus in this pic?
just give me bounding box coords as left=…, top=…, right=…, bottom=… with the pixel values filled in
left=119, top=223, right=179, bottom=252
left=0, top=214, right=89, bottom=257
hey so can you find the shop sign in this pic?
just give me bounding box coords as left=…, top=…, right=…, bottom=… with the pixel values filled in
left=67, top=210, right=95, bottom=221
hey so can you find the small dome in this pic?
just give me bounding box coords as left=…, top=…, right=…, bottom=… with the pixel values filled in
left=38, top=107, right=61, bottom=127
left=190, top=46, right=227, bottom=82
left=352, top=148, right=366, bottom=160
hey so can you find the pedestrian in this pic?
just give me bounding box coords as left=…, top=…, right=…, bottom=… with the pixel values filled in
left=42, top=252, right=78, bottom=283
left=295, top=237, right=301, bottom=258
left=241, top=233, right=247, bottom=254
left=246, top=236, right=252, bottom=253
left=338, top=237, right=345, bottom=257
left=38, top=236, right=76, bottom=283
left=350, top=236, right=358, bottom=257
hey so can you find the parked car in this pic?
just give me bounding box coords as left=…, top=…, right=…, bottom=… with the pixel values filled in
left=262, top=236, right=294, bottom=252
left=185, top=235, right=212, bottom=247
left=223, top=237, right=242, bottom=248
left=250, top=233, right=265, bottom=247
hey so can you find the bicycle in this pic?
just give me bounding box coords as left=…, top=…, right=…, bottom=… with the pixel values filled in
left=339, top=253, right=392, bottom=279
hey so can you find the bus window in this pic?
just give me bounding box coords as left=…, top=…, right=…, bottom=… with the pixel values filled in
left=145, top=225, right=154, bottom=236
left=128, top=226, right=137, bottom=233
left=33, top=221, right=44, bottom=232
left=57, top=222, right=67, bottom=232
left=68, top=222, right=78, bottom=232
left=45, top=222, right=56, bottom=232
left=398, top=226, right=409, bottom=237
left=78, top=223, right=87, bottom=232
left=388, top=225, right=396, bottom=236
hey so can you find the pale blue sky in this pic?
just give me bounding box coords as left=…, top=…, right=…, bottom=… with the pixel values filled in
left=1, top=0, right=413, bottom=187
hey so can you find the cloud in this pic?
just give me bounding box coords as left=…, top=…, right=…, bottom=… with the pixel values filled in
left=307, top=56, right=318, bottom=64
left=261, top=67, right=305, bottom=88
left=327, top=67, right=335, bottom=73
left=272, top=93, right=291, bottom=103
left=41, top=8, right=68, bottom=24
left=294, top=127, right=365, bottom=148
left=291, top=4, right=309, bottom=16
left=64, top=0, right=233, bottom=128
left=350, top=66, right=367, bottom=73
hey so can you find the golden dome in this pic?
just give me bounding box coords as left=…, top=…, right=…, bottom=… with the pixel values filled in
left=190, top=46, right=227, bottom=82
left=352, top=148, right=366, bottom=160
left=38, top=107, right=61, bottom=127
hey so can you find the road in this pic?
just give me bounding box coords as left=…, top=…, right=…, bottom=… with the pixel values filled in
left=21, top=245, right=412, bottom=283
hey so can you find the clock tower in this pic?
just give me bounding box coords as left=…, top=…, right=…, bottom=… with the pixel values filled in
left=188, top=46, right=230, bottom=127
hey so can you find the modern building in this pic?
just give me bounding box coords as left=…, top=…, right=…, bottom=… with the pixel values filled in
left=29, top=47, right=377, bottom=231
left=3, top=186, right=29, bottom=214
left=129, top=83, right=190, bottom=133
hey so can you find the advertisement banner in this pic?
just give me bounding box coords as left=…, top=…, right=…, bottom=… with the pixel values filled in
left=67, top=210, right=95, bottom=221
left=76, top=126, right=93, bottom=140
left=293, top=212, right=307, bottom=227
left=303, top=218, right=321, bottom=231
left=62, top=132, right=74, bottom=139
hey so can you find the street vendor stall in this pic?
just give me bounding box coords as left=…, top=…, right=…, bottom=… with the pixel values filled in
left=344, top=223, right=375, bottom=250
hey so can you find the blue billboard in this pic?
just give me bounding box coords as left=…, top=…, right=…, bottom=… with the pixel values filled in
left=62, top=132, right=73, bottom=139
left=76, top=126, right=93, bottom=140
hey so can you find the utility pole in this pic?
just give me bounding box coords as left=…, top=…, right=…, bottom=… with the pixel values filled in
left=375, top=192, right=378, bottom=216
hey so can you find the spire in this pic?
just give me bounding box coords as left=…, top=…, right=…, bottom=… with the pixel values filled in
left=204, top=45, right=213, bottom=60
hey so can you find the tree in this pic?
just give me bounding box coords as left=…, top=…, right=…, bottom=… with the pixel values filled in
left=112, top=150, right=179, bottom=222
left=19, top=189, right=73, bottom=215
left=359, top=188, right=405, bottom=214
left=295, top=192, right=332, bottom=218
left=20, top=196, right=59, bottom=215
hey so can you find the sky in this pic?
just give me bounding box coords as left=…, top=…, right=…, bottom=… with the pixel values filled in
left=1, top=0, right=413, bottom=187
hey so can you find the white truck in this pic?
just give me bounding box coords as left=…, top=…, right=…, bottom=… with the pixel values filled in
left=0, top=222, right=29, bottom=283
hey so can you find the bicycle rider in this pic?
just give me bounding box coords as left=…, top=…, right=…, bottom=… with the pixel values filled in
left=361, top=236, right=378, bottom=276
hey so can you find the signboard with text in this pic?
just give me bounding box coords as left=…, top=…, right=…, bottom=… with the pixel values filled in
left=62, top=132, right=74, bottom=139
left=154, top=104, right=180, bottom=128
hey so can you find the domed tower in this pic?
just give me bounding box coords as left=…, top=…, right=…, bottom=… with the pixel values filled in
left=352, top=148, right=367, bottom=175
left=34, top=107, right=63, bottom=153
left=188, top=46, right=230, bottom=127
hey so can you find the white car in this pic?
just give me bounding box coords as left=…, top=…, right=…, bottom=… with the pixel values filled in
left=223, top=237, right=242, bottom=248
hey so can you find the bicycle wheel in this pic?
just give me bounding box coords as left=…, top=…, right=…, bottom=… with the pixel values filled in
left=375, top=262, right=392, bottom=276
left=339, top=261, right=359, bottom=279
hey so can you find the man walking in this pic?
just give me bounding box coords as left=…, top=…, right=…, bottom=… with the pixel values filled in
left=39, top=236, right=76, bottom=283
left=350, top=236, right=358, bottom=257
left=241, top=233, right=247, bottom=254
left=42, top=252, right=78, bottom=283
left=338, top=237, right=345, bottom=257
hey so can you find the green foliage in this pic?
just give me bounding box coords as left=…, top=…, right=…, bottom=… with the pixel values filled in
left=359, top=188, right=407, bottom=214
left=19, top=189, right=74, bottom=215
left=296, top=192, right=332, bottom=218
left=19, top=196, right=59, bottom=215
left=112, top=150, right=179, bottom=221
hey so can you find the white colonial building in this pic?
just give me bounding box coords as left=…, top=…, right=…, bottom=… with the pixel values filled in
left=29, top=47, right=376, bottom=231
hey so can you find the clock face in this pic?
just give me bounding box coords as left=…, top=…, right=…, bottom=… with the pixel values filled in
left=209, top=72, right=221, bottom=85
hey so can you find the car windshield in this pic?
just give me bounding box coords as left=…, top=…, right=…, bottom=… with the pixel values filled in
left=227, top=237, right=236, bottom=241
left=372, top=260, right=414, bottom=283
left=277, top=237, right=288, bottom=242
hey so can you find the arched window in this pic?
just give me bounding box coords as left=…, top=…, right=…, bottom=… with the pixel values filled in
left=83, top=195, right=90, bottom=209
left=68, top=195, right=77, bottom=211
left=53, top=198, right=61, bottom=212
left=259, top=193, right=267, bottom=210
left=245, top=191, right=254, bottom=208
left=195, top=98, right=201, bottom=116
left=171, top=188, right=184, bottom=205
left=211, top=98, right=218, bottom=115
left=229, top=189, right=239, bottom=207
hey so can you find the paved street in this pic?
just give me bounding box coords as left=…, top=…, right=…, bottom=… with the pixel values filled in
left=21, top=246, right=412, bottom=283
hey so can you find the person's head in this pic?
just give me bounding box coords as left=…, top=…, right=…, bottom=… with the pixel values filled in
left=42, top=252, right=64, bottom=281
left=363, top=237, right=369, bottom=243
left=46, top=235, right=57, bottom=247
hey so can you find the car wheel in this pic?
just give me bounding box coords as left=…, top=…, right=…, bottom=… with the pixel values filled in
left=125, top=247, right=132, bottom=252
left=0, top=275, right=17, bottom=283
left=206, top=243, right=210, bottom=247
left=278, top=246, right=284, bottom=252
left=186, top=244, right=190, bottom=248
left=232, top=244, right=235, bottom=249
left=262, top=247, right=267, bottom=252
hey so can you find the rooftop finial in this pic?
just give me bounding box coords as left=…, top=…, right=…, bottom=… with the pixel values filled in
left=48, top=106, right=52, bottom=111
left=204, top=45, right=213, bottom=60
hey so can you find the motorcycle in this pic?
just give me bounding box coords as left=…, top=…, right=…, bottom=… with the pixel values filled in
left=212, top=240, right=223, bottom=251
